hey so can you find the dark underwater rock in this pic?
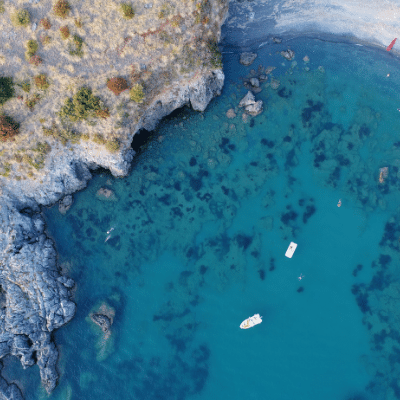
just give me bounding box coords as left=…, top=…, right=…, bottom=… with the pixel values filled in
left=90, top=313, right=112, bottom=333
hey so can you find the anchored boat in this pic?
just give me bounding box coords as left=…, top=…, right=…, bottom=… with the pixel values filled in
left=240, top=314, right=262, bottom=329
left=285, top=242, right=297, bottom=258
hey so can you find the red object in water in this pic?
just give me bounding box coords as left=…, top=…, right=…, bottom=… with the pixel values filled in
left=387, top=38, right=397, bottom=51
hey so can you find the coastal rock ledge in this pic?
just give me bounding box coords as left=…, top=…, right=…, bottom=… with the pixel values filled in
left=0, top=0, right=229, bottom=396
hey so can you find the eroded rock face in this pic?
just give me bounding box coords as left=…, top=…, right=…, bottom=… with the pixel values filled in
left=0, top=196, right=76, bottom=394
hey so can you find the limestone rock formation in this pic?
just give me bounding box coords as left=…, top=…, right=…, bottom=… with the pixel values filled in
left=0, top=194, right=76, bottom=394
left=238, top=91, right=263, bottom=116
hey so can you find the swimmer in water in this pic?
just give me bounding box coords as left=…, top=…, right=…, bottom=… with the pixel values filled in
left=298, top=273, right=304, bottom=281
left=337, top=199, right=342, bottom=207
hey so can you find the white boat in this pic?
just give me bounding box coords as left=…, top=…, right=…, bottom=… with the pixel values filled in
left=285, top=242, right=297, bottom=258
left=240, top=314, right=262, bottom=329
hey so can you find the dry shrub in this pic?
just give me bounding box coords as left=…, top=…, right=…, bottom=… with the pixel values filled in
left=95, top=108, right=110, bottom=119
left=34, top=74, right=49, bottom=90
left=60, top=25, right=70, bottom=39
left=107, top=77, right=129, bottom=95
left=0, top=115, right=20, bottom=142
left=40, top=17, right=51, bottom=29
left=53, top=0, right=70, bottom=18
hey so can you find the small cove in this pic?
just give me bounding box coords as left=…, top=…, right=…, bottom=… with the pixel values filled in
left=7, top=36, right=400, bottom=400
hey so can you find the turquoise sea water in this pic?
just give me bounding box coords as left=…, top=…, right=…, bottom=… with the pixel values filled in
left=7, top=37, right=400, bottom=399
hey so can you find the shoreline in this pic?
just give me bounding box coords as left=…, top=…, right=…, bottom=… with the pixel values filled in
left=1, top=0, right=400, bottom=397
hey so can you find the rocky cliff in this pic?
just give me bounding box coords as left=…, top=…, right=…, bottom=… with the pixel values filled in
left=0, top=0, right=228, bottom=396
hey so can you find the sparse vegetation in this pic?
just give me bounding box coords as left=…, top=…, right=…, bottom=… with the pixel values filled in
left=158, top=3, right=172, bottom=18
left=25, top=94, right=41, bottom=110
left=42, top=122, right=81, bottom=145
left=68, top=34, right=84, bottom=57
left=0, top=1, right=5, bottom=14
left=105, top=139, right=121, bottom=153
left=92, top=133, right=106, bottom=145
left=20, top=81, right=31, bottom=93
left=40, top=17, right=51, bottom=29
left=107, top=77, right=129, bottom=95
left=29, top=142, right=51, bottom=169
left=0, top=77, right=15, bottom=106
left=129, top=84, right=144, bottom=103
left=11, top=9, right=30, bottom=28
left=34, top=74, right=50, bottom=90
left=74, top=18, right=83, bottom=28
left=53, top=0, right=71, bottom=18
left=120, top=3, right=135, bottom=19
left=0, top=115, right=20, bottom=142
left=0, top=162, right=11, bottom=177
left=25, top=40, right=38, bottom=59
left=42, top=36, right=52, bottom=46
left=60, top=26, right=70, bottom=40
left=207, top=40, right=222, bottom=68
left=28, top=55, right=43, bottom=67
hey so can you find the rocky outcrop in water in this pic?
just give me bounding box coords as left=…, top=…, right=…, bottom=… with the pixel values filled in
left=0, top=192, right=76, bottom=394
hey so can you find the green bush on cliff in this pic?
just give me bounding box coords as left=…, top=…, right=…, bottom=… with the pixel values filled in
left=25, top=40, right=39, bottom=60
left=68, top=34, right=84, bottom=57
left=0, top=77, right=15, bottom=106
left=11, top=9, right=30, bottom=27
left=207, top=40, right=222, bottom=69
left=105, top=139, right=121, bottom=153
left=59, top=87, right=102, bottom=122
left=120, top=3, right=135, bottom=19
left=53, top=0, right=71, bottom=18
left=129, top=84, right=144, bottom=103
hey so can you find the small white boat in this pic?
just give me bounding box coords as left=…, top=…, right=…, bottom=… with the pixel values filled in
left=285, top=242, right=297, bottom=258
left=240, top=314, right=262, bottom=329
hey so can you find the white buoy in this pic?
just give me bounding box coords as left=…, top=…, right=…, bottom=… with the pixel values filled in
left=285, top=242, right=297, bottom=258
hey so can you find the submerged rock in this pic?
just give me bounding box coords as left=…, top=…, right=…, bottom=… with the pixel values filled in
left=226, top=109, right=236, bottom=119
left=239, top=52, right=257, bottom=66
left=59, top=194, right=73, bottom=214
left=96, top=187, right=117, bottom=201
left=90, top=313, right=112, bottom=333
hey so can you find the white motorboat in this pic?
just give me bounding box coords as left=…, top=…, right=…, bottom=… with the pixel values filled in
left=285, top=242, right=297, bottom=258
left=240, top=314, right=262, bottom=329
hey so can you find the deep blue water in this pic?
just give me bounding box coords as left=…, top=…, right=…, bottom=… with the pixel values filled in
left=7, top=36, right=400, bottom=400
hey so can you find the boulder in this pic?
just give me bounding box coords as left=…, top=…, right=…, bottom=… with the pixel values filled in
left=238, top=91, right=256, bottom=108
left=250, top=78, right=260, bottom=88
left=239, top=52, right=257, bottom=66
left=246, top=100, right=263, bottom=116
left=280, top=48, right=295, bottom=60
